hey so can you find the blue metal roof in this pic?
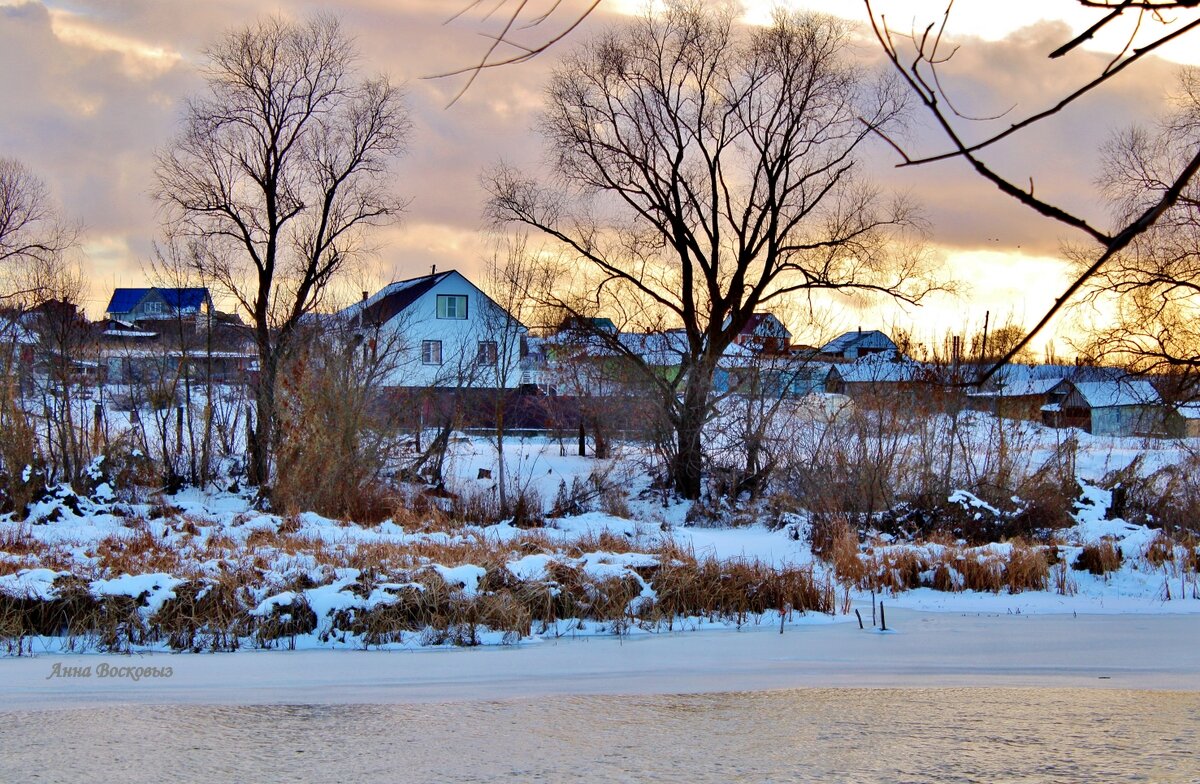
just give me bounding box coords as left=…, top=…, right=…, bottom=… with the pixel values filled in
left=106, top=287, right=210, bottom=314
left=105, top=288, right=147, bottom=314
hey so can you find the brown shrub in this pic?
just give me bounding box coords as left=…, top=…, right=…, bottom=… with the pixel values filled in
left=827, top=525, right=867, bottom=585
left=1143, top=532, right=1177, bottom=567
left=869, top=548, right=927, bottom=592
left=253, top=593, right=318, bottom=648
left=1073, top=541, right=1123, bottom=576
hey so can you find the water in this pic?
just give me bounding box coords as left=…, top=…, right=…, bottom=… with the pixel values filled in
left=2, top=688, right=1197, bottom=782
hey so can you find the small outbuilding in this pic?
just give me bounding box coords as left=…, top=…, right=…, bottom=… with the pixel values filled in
left=1165, top=403, right=1200, bottom=439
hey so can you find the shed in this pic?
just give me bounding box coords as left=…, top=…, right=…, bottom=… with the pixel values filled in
left=1165, top=403, right=1200, bottom=438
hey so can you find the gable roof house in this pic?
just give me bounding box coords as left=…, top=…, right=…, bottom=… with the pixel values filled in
left=105, top=288, right=213, bottom=322
left=98, top=287, right=256, bottom=385
left=340, top=270, right=527, bottom=391
left=729, top=312, right=792, bottom=355
left=1041, top=378, right=1164, bottom=436
left=820, top=329, right=897, bottom=360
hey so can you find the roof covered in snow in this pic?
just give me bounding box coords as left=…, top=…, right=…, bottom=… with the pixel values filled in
left=1174, top=403, right=1200, bottom=420
left=1058, top=379, right=1162, bottom=408
left=832, top=352, right=923, bottom=383
left=969, top=378, right=1061, bottom=398
left=991, top=363, right=1124, bottom=385
left=820, top=329, right=896, bottom=355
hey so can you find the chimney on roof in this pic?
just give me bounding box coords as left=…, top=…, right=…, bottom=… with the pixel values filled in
left=361, top=291, right=368, bottom=302
left=431, top=264, right=437, bottom=276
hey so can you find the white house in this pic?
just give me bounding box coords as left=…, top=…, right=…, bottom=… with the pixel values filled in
left=339, top=270, right=526, bottom=390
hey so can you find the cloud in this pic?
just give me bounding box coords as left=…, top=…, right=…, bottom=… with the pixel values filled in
left=0, top=1, right=1189, bottom=339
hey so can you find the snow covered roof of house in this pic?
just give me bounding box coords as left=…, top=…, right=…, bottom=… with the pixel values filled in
left=102, top=329, right=158, bottom=338
left=819, top=329, right=894, bottom=355
left=1066, top=379, right=1161, bottom=408
left=106, top=287, right=210, bottom=314
left=558, top=316, right=617, bottom=334
left=731, top=312, right=791, bottom=339
left=833, top=352, right=922, bottom=383
left=618, top=331, right=690, bottom=365
left=1174, top=403, right=1200, bottom=420
left=968, top=378, right=1061, bottom=398
left=991, top=363, right=1124, bottom=384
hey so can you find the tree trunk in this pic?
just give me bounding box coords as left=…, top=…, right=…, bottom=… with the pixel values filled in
left=671, top=365, right=713, bottom=500
left=495, top=399, right=507, bottom=515
left=250, top=372, right=274, bottom=489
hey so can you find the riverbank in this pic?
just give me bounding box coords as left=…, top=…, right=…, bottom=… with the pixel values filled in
left=3, top=609, right=1198, bottom=711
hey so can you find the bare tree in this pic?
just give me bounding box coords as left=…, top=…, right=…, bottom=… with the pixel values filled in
left=25, top=262, right=96, bottom=484
left=487, top=4, right=932, bottom=498
left=0, top=158, right=75, bottom=305
left=437, top=0, right=603, bottom=103
left=155, top=14, right=410, bottom=489
left=480, top=235, right=542, bottom=515
left=1078, top=67, right=1200, bottom=395
left=864, top=1, right=1200, bottom=378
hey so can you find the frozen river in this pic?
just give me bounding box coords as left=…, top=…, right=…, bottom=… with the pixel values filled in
left=2, top=687, right=1198, bottom=782
left=3, top=610, right=1199, bottom=781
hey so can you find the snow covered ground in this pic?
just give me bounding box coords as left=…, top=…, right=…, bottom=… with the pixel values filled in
left=2, top=422, right=1199, bottom=661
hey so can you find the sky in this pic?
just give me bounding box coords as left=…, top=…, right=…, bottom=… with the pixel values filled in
left=0, top=0, right=1194, bottom=352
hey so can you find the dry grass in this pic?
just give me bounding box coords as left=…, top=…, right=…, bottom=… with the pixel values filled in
left=90, top=527, right=182, bottom=577
left=1052, top=560, right=1078, bottom=596
left=0, top=514, right=833, bottom=652
left=1143, top=531, right=1200, bottom=572
left=1003, top=539, right=1049, bottom=593
left=825, top=536, right=1051, bottom=596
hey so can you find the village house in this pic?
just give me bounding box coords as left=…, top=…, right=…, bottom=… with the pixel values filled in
left=729, top=312, right=792, bottom=355
left=343, top=269, right=527, bottom=391
left=967, top=378, right=1063, bottom=420
left=105, top=287, right=213, bottom=322
left=98, top=287, right=255, bottom=386
left=1166, top=403, right=1200, bottom=438
left=1041, top=378, right=1164, bottom=437
left=819, top=328, right=898, bottom=360
left=966, top=365, right=1124, bottom=421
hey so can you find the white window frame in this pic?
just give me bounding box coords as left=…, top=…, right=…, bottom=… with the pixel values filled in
left=421, top=339, right=443, bottom=365
left=436, top=294, right=468, bottom=320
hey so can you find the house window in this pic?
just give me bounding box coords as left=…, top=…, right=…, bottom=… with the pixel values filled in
left=436, top=294, right=468, bottom=320
left=476, top=340, right=498, bottom=365
left=421, top=340, right=443, bottom=365
left=144, top=301, right=164, bottom=314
